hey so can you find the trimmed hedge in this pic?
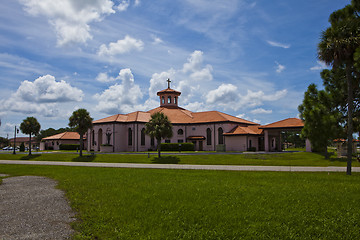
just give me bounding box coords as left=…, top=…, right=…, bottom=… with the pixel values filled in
left=160, top=142, right=194, bottom=151
left=59, top=144, right=80, bottom=150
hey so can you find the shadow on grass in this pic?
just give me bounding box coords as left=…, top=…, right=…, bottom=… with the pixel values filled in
left=20, top=154, right=41, bottom=160
left=72, top=154, right=96, bottom=162
left=151, top=156, right=180, bottom=164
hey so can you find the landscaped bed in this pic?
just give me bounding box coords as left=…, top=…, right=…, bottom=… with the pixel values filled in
left=0, top=165, right=359, bottom=239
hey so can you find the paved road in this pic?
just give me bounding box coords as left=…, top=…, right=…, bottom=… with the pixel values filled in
left=1, top=160, right=360, bottom=172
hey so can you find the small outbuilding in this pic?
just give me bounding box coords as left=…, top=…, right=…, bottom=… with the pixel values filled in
left=40, top=132, right=85, bottom=150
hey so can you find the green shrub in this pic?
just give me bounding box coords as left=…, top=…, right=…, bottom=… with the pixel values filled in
left=160, top=142, right=194, bottom=151
left=247, top=147, right=256, bottom=152
left=19, top=142, right=25, bottom=152
left=59, top=144, right=79, bottom=150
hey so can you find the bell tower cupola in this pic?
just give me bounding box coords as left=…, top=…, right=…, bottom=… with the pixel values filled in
left=156, top=78, right=181, bottom=108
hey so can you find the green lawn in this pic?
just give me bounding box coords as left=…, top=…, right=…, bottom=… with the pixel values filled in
left=1, top=151, right=360, bottom=167
left=0, top=165, right=359, bottom=239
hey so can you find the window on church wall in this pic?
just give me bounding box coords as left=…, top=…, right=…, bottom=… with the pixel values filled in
left=128, top=128, right=132, bottom=146
left=162, top=96, right=165, bottom=104
left=141, top=128, right=145, bottom=146
left=174, top=97, right=177, bottom=104
left=165, top=139, right=170, bottom=143
left=207, top=128, right=212, bottom=145
left=218, top=127, right=224, bottom=145
left=92, top=130, right=95, bottom=146
left=178, top=129, right=184, bottom=135
left=168, top=96, right=171, bottom=104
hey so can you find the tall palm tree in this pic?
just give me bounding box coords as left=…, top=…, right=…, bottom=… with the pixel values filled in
left=318, top=1, right=360, bottom=175
left=69, top=108, right=93, bottom=157
left=145, top=112, right=173, bottom=158
left=20, top=117, right=41, bottom=156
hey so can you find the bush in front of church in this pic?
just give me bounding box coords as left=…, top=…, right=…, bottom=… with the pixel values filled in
left=160, top=143, right=194, bottom=151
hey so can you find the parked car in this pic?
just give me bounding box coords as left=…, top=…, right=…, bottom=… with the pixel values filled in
left=2, top=146, right=9, bottom=150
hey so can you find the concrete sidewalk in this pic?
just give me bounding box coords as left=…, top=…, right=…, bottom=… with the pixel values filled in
left=1, top=160, right=360, bottom=172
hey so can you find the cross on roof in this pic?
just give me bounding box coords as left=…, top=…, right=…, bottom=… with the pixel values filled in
left=167, top=78, right=171, bottom=88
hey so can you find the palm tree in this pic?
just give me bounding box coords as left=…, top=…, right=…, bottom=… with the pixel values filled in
left=69, top=108, right=93, bottom=157
left=318, top=1, right=360, bottom=175
left=20, top=117, right=41, bottom=156
left=145, top=112, right=173, bottom=158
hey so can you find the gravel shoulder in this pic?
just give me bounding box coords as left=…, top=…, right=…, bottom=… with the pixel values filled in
left=0, top=176, right=75, bottom=239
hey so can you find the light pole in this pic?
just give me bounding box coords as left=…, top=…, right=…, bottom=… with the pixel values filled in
left=13, top=126, right=19, bottom=155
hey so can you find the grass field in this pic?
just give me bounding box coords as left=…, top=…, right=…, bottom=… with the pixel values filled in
left=1, top=151, right=360, bottom=167
left=0, top=164, right=359, bottom=239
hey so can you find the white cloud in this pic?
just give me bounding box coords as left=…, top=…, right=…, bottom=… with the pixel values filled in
left=19, top=0, right=115, bottom=46
left=250, top=108, right=273, bottom=114
left=98, top=35, right=144, bottom=56
left=205, top=86, right=287, bottom=111
left=275, top=61, right=285, bottom=73
left=0, top=75, right=83, bottom=117
left=117, top=0, right=130, bottom=11
left=267, top=40, right=290, bottom=49
left=310, top=61, right=327, bottom=71
left=94, top=68, right=143, bottom=114
left=206, top=83, right=239, bottom=105
left=151, top=35, right=163, bottom=45
left=147, top=50, right=213, bottom=104
left=96, top=72, right=116, bottom=82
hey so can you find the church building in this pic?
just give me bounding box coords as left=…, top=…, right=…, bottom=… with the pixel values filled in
left=87, top=79, right=308, bottom=152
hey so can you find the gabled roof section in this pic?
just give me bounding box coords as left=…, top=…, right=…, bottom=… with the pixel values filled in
left=93, top=112, right=151, bottom=124
left=224, top=125, right=263, bottom=136
left=260, top=118, right=304, bottom=129
left=42, top=132, right=81, bottom=141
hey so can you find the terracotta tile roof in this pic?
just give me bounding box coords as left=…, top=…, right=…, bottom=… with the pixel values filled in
left=42, top=132, right=83, bottom=141
left=260, top=118, right=304, bottom=129
left=333, top=139, right=360, bottom=142
left=224, top=125, right=263, bottom=136
left=157, top=88, right=181, bottom=95
left=94, top=107, right=259, bottom=125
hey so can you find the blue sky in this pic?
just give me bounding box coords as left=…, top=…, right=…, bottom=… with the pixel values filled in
left=0, top=0, right=348, bottom=137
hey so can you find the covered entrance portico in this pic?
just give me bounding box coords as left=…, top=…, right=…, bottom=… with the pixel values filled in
left=187, top=136, right=205, bottom=151
left=260, top=118, right=311, bottom=152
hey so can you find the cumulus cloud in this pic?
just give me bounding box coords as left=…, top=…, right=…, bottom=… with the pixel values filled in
left=205, top=85, right=287, bottom=111
left=96, top=72, right=116, bottom=82
left=275, top=61, right=285, bottom=73
left=267, top=40, right=290, bottom=49
left=94, top=68, right=143, bottom=114
left=0, top=75, right=83, bottom=117
left=117, top=0, right=130, bottom=11
left=250, top=108, right=273, bottom=114
left=151, top=34, right=163, bottom=45
left=148, top=50, right=213, bottom=105
left=98, top=35, right=144, bottom=56
left=19, top=0, right=115, bottom=46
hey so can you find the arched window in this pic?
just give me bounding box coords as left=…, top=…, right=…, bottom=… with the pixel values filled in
left=218, top=127, right=224, bottom=145
left=207, top=128, right=212, bottom=145
left=92, top=130, right=95, bottom=146
left=174, top=96, right=177, bottom=104
left=141, top=128, right=145, bottom=146
left=249, top=139, right=252, bottom=148
left=128, top=128, right=132, bottom=146
left=168, top=96, right=171, bottom=104
left=177, top=129, right=184, bottom=135
left=162, top=96, right=165, bottom=104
